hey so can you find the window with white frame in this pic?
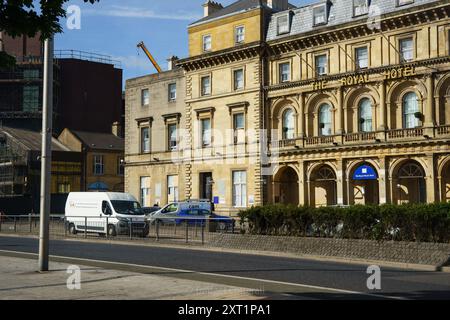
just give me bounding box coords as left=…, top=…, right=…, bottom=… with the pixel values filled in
left=234, top=69, right=244, bottom=90
left=168, top=123, right=177, bottom=151
left=141, top=89, right=149, bottom=106
left=201, top=75, right=211, bottom=96
left=201, top=118, right=212, bottom=147
left=140, top=177, right=151, bottom=207
left=168, top=83, right=176, bottom=101
left=167, top=175, right=179, bottom=203
left=93, top=155, right=104, bottom=175
left=359, top=98, right=373, bottom=132
left=232, top=171, right=247, bottom=208
left=203, top=35, right=211, bottom=52
left=313, top=4, right=327, bottom=26
left=315, top=54, right=328, bottom=76
left=399, top=38, right=414, bottom=62
left=403, top=92, right=420, bottom=129
left=233, top=113, right=245, bottom=144
left=235, top=26, right=245, bottom=44
left=353, top=0, right=369, bottom=16
left=355, top=46, right=369, bottom=69
left=282, top=109, right=295, bottom=140
left=319, top=103, right=332, bottom=136
left=277, top=14, right=290, bottom=35
left=141, top=127, right=150, bottom=153
left=279, top=62, right=290, bottom=83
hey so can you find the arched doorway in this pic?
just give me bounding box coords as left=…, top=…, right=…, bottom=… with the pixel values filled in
left=273, top=166, right=299, bottom=205
left=394, top=161, right=426, bottom=204
left=310, top=165, right=337, bottom=207
left=349, top=163, right=379, bottom=205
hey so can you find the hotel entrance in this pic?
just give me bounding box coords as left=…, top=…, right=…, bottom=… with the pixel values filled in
left=348, top=164, right=379, bottom=205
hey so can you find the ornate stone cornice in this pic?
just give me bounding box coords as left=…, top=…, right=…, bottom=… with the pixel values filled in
left=265, top=56, right=450, bottom=92
left=177, top=42, right=264, bottom=72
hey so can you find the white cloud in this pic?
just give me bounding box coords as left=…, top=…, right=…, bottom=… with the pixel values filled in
left=84, top=5, right=201, bottom=21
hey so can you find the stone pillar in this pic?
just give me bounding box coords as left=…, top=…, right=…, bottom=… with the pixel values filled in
left=336, top=87, right=344, bottom=134
left=425, top=154, right=436, bottom=203
left=298, top=93, right=305, bottom=138
left=378, top=157, right=388, bottom=204
left=336, top=160, right=345, bottom=205
left=424, top=74, right=436, bottom=136
left=298, top=161, right=306, bottom=205
left=378, top=80, right=387, bottom=130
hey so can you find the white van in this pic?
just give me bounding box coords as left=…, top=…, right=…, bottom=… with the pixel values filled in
left=65, top=192, right=148, bottom=237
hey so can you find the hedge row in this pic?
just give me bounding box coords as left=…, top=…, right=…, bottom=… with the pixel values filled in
left=237, top=203, right=450, bottom=243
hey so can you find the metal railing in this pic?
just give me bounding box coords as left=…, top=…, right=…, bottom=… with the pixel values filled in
left=54, top=50, right=122, bottom=68
left=0, top=215, right=238, bottom=245
left=275, top=125, right=450, bottom=150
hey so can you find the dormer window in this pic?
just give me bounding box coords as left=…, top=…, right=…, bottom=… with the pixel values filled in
left=277, top=14, right=290, bottom=35
left=397, top=0, right=414, bottom=6
left=313, top=4, right=327, bottom=26
left=353, top=0, right=369, bottom=16
left=203, top=35, right=211, bottom=52
left=235, top=26, right=245, bottom=44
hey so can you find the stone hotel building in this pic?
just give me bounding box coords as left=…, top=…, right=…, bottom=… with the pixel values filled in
left=125, top=0, right=450, bottom=214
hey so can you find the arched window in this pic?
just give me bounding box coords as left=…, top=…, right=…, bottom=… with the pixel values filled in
left=403, top=92, right=420, bottom=129
left=319, top=104, right=332, bottom=136
left=282, top=109, right=295, bottom=140
left=359, top=98, right=373, bottom=132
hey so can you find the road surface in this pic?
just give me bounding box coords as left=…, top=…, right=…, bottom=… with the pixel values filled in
left=0, top=236, right=449, bottom=300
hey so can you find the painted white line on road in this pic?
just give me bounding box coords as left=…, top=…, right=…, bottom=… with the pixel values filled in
left=0, top=249, right=407, bottom=300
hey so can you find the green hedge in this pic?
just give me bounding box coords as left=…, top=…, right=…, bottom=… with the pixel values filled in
left=237, top=203, right=450, bottom=243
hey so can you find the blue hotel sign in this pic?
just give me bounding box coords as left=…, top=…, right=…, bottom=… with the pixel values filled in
left=353, top=165, right=378, bottom=181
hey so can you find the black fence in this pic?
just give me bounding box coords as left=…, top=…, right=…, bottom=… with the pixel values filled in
left=0, top=215, right=240, bottom=245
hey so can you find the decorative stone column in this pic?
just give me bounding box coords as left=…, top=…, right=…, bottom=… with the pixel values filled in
left=298, top=93, right=305, bottom=138
left=376, top=81, right=387, bottom=143
left=336, top=87, right=344, bottom=135
left=378, top=157, right=388, bottom=204
left=424, top=74, right=436, bottom=137
left=336, top=160, right=345, bottom=205
left=298, top=161, right=306, bottom=205
left=425, top=154, right=436, bottom=203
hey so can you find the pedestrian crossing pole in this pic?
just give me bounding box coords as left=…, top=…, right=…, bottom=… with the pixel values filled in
left=39, top=37, right=54, bottom=272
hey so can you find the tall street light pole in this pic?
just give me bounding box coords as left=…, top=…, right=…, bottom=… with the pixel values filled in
left=39, top=37, right=54, bottom=272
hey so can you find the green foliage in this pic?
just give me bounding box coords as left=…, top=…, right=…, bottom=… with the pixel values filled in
left=238, top=203, right=450, bottom=243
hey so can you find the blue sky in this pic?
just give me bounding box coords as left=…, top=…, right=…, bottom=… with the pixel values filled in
left=56, top=0, right=314, bottom=87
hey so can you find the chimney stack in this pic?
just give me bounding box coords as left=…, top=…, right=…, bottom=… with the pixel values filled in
left=167, top=56, right=179, bottom=71
left=263, top=0, right=288, bottom=11
left=203, top=0, right=223, bottom=17
left=112, top=122, right=122, bottom=138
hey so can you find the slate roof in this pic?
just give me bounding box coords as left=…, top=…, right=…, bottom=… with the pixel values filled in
left=191, top=0, right=296, bottom=26
left=71, top=130, right=124, bottom=151
left=267, top=0, right=440, bottom=41
left=0, top=127, right=72, bottom=152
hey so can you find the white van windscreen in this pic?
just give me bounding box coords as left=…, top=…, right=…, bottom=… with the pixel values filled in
left=111, top=201, right=143, bottom=215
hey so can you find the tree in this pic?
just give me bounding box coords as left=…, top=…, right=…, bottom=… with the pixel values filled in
left=0, top=0, right=99, bottom=67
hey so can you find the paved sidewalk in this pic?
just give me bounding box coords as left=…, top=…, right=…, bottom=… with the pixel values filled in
left=0, top=256, right=276, bottom=300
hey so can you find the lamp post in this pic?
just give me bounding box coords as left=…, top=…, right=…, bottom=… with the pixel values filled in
left=38, top=37, right=54, bottom=272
